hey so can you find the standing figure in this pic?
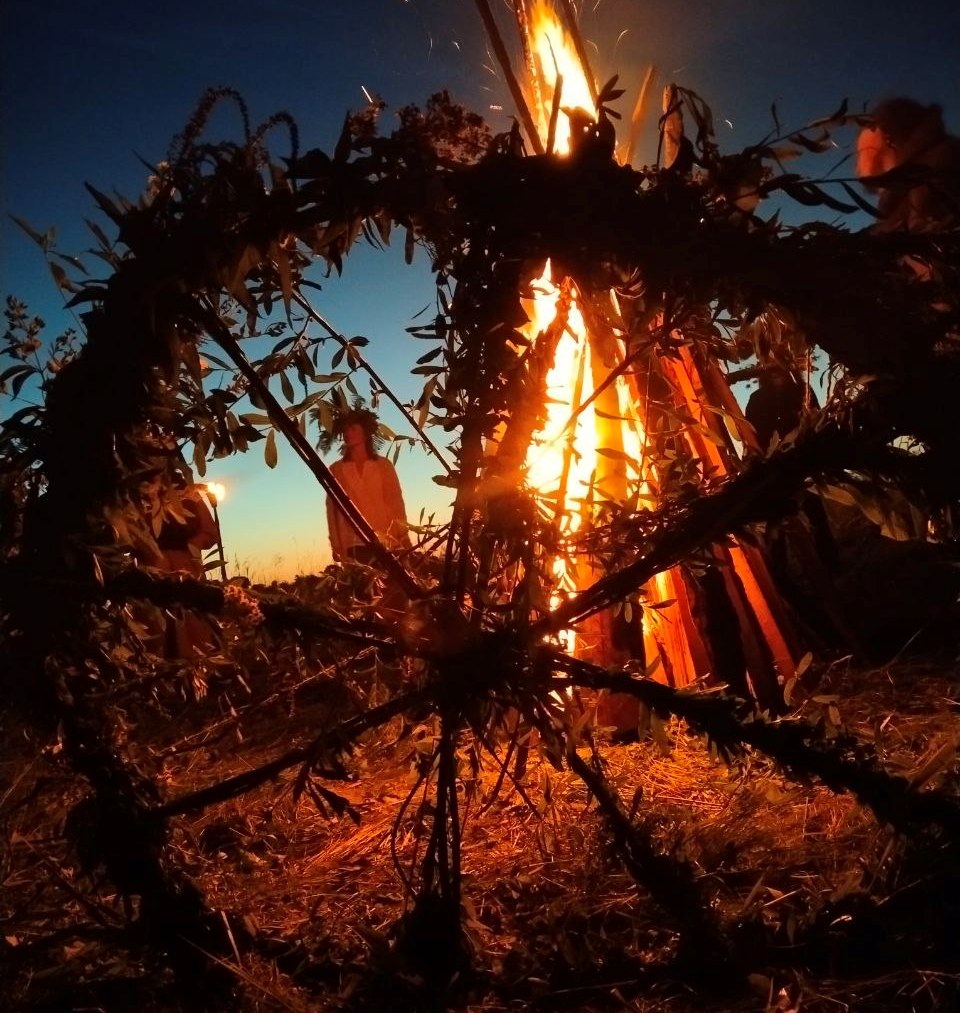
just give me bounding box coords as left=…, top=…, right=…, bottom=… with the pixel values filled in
left=325, top=408, right=411, bottom=564
left=149, top=476, right=219, bottom=660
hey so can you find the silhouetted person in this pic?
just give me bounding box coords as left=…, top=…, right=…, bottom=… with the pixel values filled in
left=744, top=366, right=809, bottom=450
left=857, top=98, right=960, bottom=232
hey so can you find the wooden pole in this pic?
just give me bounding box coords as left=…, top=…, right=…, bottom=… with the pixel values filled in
left=474, top=0, right=545, bottom=154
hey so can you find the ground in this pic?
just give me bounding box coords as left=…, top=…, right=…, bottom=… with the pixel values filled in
left=2, top=654, right=959, bottom=1012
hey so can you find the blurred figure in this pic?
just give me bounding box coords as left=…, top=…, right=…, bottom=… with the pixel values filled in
left=744, top=365, right=811, bottom=450
left=153, top=479, right=219, bottom=660
left=857, top=98, right=960, bottom=232
left=155, top=480, right=218, bottom=580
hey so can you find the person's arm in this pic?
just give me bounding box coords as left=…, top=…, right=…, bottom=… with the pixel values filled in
left=326, top=493, right=344, bottom=561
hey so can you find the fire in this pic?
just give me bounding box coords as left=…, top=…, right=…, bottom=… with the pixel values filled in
left=527, top=1, right=594, bottom=153
left=515, top=3, right=796, bottom=694
left=204, top=481, right=226, bottom=505
left=522, top=263, right=596, bottom=533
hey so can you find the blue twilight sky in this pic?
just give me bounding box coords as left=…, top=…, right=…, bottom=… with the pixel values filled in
left=2, top=1, right=958, bottom=580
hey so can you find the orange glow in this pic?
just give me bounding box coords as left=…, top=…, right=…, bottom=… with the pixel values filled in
left=204, top=481, right=226, bottom=505
left=517, top=4, right=796, bottom=694
left=528, top=1, right=593, bottom=153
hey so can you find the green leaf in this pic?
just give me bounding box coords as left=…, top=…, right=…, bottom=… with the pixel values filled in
left=264, top=429, right=278, bottom=469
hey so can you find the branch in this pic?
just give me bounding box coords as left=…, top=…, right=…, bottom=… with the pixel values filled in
left=292, top=293, right=454, bottom=474
left=155, top=686, right=432, bottom=819
left=474, top=0, right=545, bottom=155
left=553, top=658, right=960, bottom=838
left=532, top=421, right=858, bottom=634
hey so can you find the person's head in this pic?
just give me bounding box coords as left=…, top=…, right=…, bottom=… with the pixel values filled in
left=857, top=98, right=946, bottom=183
left=335, top=408, right=379, bottom=459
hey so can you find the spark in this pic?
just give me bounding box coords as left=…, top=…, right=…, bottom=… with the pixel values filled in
left=361, top=85, right=374, bottom=105
left=724, top=118, right=734, bottom=130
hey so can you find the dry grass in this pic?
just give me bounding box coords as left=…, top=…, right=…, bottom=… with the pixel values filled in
left=2, top=661, right=959, bottom=1011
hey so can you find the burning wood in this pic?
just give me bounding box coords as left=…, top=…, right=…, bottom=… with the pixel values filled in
left=483, top=1, right=799, bottom=709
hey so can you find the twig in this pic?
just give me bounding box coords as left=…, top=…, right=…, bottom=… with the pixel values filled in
left=155, top=686, right=432, bottom=819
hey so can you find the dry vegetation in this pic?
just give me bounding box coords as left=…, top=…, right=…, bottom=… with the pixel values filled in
left=4, top=652, right=958, bottom=1011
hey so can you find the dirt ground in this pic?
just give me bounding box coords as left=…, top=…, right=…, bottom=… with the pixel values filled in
left=2, top=658, right=959, bottom=1012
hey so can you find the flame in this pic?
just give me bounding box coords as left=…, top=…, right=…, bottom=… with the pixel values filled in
left=522, top=264, right=596, bottom=530
left=517, top=4, right=796, bottom=689
left=204, top=481, right=226, bottom=505
left=528, top=1, right=594, bottom=153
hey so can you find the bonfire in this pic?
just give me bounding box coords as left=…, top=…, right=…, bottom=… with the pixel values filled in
left=2, top=1, right=960, bottom=1010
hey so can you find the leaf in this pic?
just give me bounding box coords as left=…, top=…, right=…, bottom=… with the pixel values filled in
left=275, top=246, right=293, bottom=318
left=49, top=262, right=78, bottom=293
left=794, top=651, right=813, bottom=679
left=838, top=181, right=880, bottom=217
left=595, top=446, right=636, bottom=463
left=280, top=370, right=295, bottom=403
left=416, top=347, right=444, bottom=365
left=10, top=215, right=49, bottom=249
left=1, top=364, right=35, bottom=385
left=11, top=368, right=36, bottom=398
left=84, top=184, right=125, bottom=226
left=85, top=217, right=113, bottom=250
left=64, top=287, right=107, bottom=308
left=647, top=598, right=677, bottom=612
left=52, top=251, right=89, bottom=275
left=264, top=429, right=278, bottom=469
left=810, top=97, right=848, bottom=128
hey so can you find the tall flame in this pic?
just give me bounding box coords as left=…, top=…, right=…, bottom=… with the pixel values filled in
left=527, top=1, right=594, bottom=153
left=516, top=3, right=796, bottom=696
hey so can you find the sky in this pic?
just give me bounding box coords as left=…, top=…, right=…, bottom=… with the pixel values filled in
left=2, top=0, right=959, bottom=580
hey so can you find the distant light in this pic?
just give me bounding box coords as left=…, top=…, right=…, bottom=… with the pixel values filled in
left=206, top=482, right=227, bottom=505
